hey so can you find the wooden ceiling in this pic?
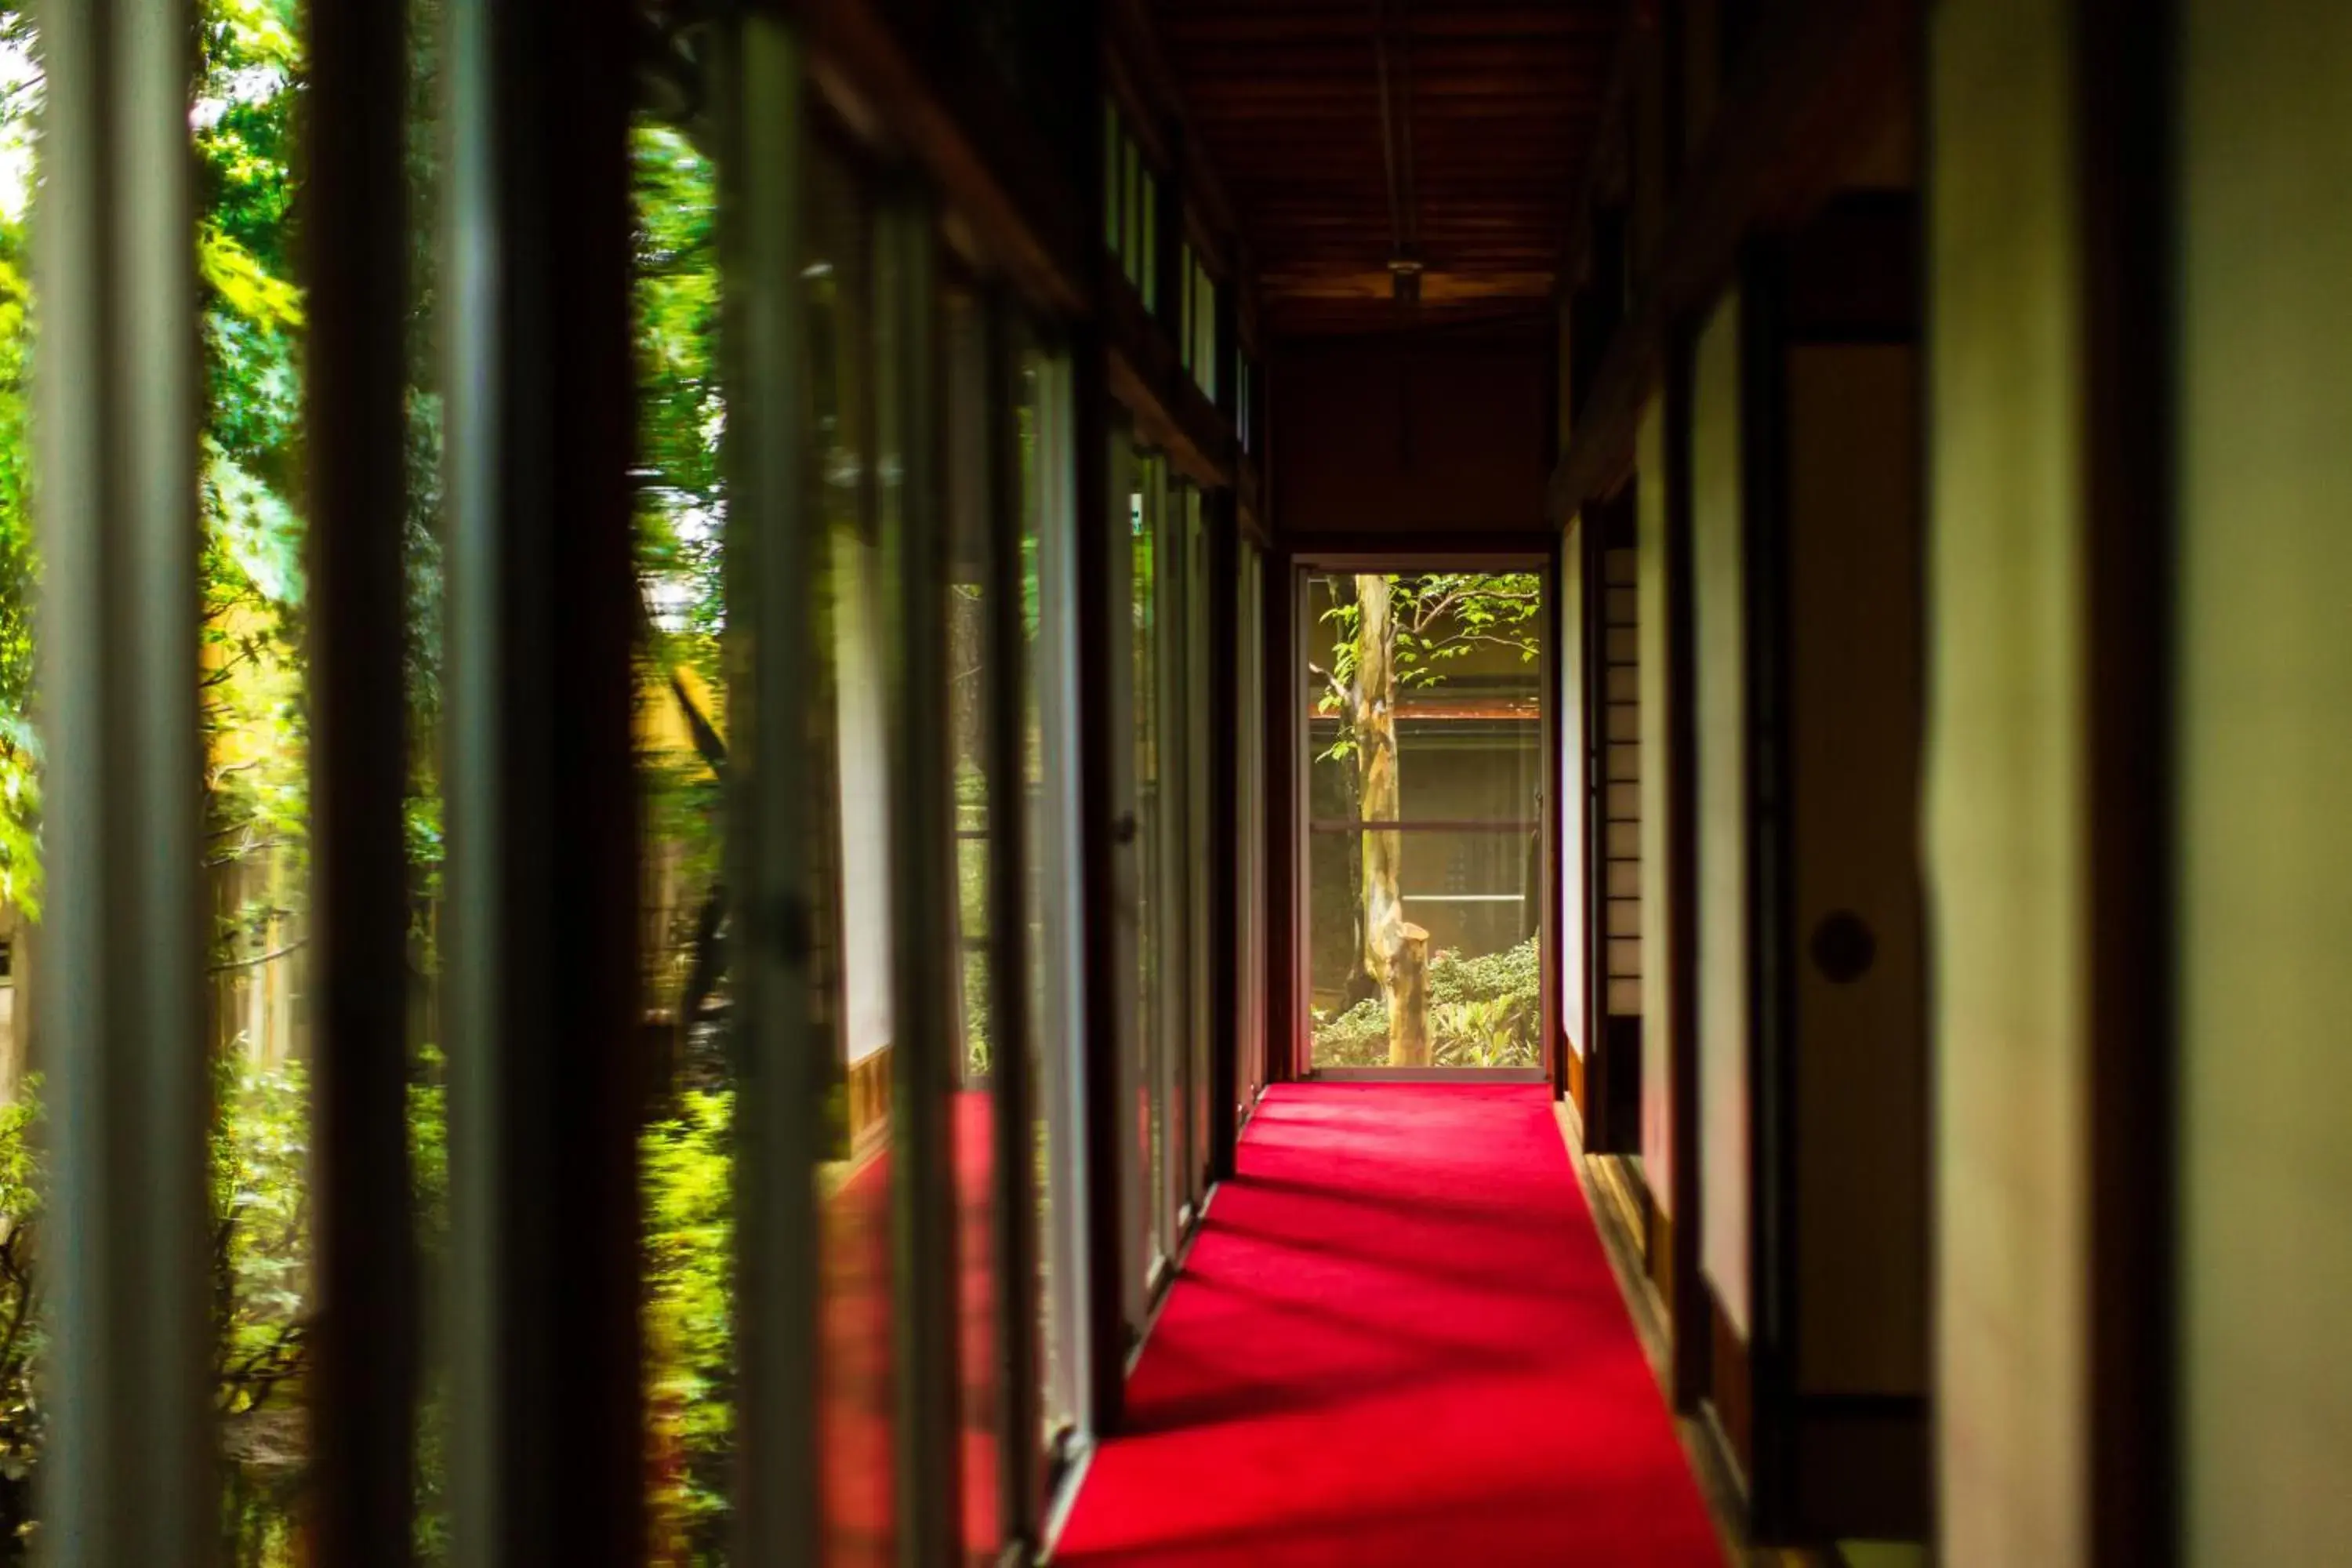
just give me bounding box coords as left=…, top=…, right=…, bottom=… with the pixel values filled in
left=1152, top=0, right=1621, bottom=339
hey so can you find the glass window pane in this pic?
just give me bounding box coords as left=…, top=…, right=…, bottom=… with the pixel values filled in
left=630, top=107, right=736, bottom=1562
left=1156, top=482, right=1189, bottom=1239
left=942, top=291, right=1001, bottom=1568
left=1185, top=492, right=1211, bottom=1193
left=1131, top=453, right=1166, bottom=1279
left=808, top=151, right=898, bottom=1568
left=1021, top=354, right=1087, bottom=1473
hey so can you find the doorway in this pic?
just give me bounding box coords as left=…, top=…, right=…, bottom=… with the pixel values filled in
left=1294, top=561, right=1552, bottom=1080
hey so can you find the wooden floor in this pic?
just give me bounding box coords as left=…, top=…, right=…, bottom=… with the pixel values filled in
left=1552, top=1106, right=1931, bottom=1568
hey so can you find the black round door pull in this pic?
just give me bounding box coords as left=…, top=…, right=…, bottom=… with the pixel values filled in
left=1810, top=911, right=1877, bottom=984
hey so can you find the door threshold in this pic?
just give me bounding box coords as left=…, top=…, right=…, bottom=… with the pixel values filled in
left=1306, top=1066, right=1547, bottom=1083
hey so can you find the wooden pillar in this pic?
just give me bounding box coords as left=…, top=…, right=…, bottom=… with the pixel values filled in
left=874, top=184, right=962, bottom=1568
left=1206, top=489, right=1240, bottom=1182
left=716, top=16, right=822, bottom=1564
left=304, top=0, right=419, bottom=1559
left=441, top=1, right=646, bottom=1562
left=33, top=1, right=213, bottom=1559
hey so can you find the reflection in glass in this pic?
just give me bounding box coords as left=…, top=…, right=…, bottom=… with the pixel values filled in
left=1303, top=572, right=1545, bottom=1069
left=808, top=153, right=897, bottom=1568
left=944, top=292, right=1002, bottom=1566
left=1131, top=456, right=1167, bottom=1280
left=1022, top=355, right=1087, bottom=1483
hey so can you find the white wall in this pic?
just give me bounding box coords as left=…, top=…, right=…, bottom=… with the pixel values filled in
left=2177, top=2, right=2352, bottom=1556
left=1693, top=291, right=1749, bottom=1335
left=1928, top=0, right=2091, bottom=1555
left=1560, top=526, right=1588, bottom=1058
left=834, top=525, right=895, bottom=1066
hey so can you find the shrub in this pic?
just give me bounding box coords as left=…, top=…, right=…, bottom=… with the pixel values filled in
left=1311, top=936, right=1543, bottom=1069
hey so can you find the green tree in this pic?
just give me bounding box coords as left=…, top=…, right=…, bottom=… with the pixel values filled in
left=1311, top=572, right=1541, bottom=1063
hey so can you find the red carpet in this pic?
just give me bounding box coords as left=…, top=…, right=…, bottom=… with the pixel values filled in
left=818, top=1090, right=1005, bottom=1568
left=1055, top=1083, right=1723, bottom=1567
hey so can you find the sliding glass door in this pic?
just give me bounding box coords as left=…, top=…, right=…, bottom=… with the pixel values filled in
left=1121, top=452, right=1216, bottom=1320
left=1300, top=567, right=1548, bottom=1076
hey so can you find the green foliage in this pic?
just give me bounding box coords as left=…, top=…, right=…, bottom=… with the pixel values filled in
left=0, top=8, right=742, bottom=1560
left=1312, top=937, right=1543, bottom=1069
left=1312, top=571, right=1543, bottom=764
left=0, top=1083, right=40, bottom=1545
left=630, top=113, right=738, bottom=1560
left=632, top=122, right=724, bottom=684
left=0, top=1063, right=319, bottom=1559
left=0, top=20, right=35, bottom=917
left=641, top=1091, right=734, bottom=1564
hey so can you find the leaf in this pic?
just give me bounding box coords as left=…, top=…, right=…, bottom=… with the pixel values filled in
left=199, top=223, right=304, bottom=332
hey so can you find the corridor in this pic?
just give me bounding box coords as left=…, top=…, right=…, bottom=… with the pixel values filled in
left=1058, top=1086, right=1719, bottom=1566
left=16, top=0, right=2352, bottom=1563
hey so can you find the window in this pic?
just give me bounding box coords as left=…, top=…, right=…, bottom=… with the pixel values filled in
left=1189, top=255, right=1218, bottom=402
left=1103, top=99, right=1160, bottom=312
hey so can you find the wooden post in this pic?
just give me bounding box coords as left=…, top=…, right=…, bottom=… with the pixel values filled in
left=1388, top=923, right=1432, bottom=1068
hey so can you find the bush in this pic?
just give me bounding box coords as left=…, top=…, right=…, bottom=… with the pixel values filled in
left=641, top=1090, right=735, bottom=1564
left=1312, top=936, right=1543, bottom=1069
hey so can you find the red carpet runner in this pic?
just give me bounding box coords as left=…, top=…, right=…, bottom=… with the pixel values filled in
left=1056, top=1083, right=1723, bottom=1566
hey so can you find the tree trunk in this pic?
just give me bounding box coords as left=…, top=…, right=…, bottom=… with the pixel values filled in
left=1352, top=574, right=1427, bottom=1061
left=0, top=906, right=24, bottom=1105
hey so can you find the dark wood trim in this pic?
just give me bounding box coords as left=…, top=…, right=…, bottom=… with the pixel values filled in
left=1074, top=320, right=1130, bottom=1437
left=1106, top=0, right=1245, bottom=260
left=1283, top=532, right=1559, bottom=562
left=1207, top=489, right=1242, bottom=1184
left=2078, top=0, right=2177, bottom=1558
left=1548, top=0, right=1918, bottom=521
left=1786, top=1396, right=1931, bottom=1543
left=1600, top=1014, right=1645, bottom=1156
left=982, top=294, right=1047, bottom=1552
left=1105, top=272, right=1236, bottom=492
left=1785, top=191, right=1922, bottom=344
left=441, top=2, right=648, bottom=1555
left=1264, top=556, right=1301, bottom=1084
left=1740, top=238, right=1801, bottom=1541
left=794, top=0, right=1088, bottom=321
left=1545, top=530, right=1569, bottom=1100
left=1236, top=456, right=1268, bottom=546
left=1708, top=1284, right=1755, bottom=1485
left=303, top=1, right=419, bottom=1559
left=1661, top=328, right=1707, bottom=1417
left=1553, top=0, right=1646, bottom=299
